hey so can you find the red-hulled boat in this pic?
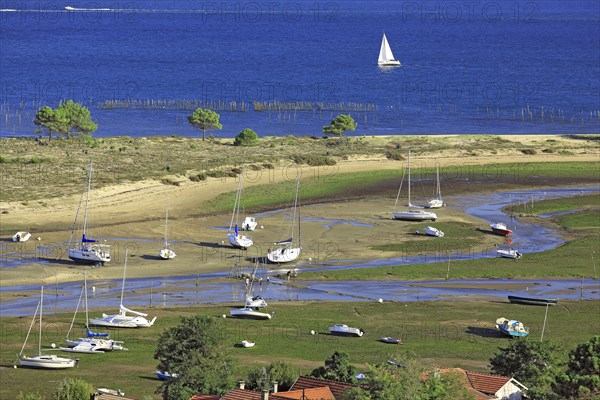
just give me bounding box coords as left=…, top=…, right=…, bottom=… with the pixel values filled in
left=490, top=222, right=512, bottom=236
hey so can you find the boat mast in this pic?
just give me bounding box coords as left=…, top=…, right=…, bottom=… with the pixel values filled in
left=39, top=286, right=43, bottom=356
left=120, top=250, right=128, bottom=308
left=290, top=176, right=300, bottom=245
left=435, top=164, right=441, bottom=199
left=84, top=270, right=89, bottom=326
left=164, top=205, right=169, bottom=245
left=407, top=147, right=412, bottom=208
left=82, top=161, right=93, bottom=238
left=229, top=174, right=243, bottom=232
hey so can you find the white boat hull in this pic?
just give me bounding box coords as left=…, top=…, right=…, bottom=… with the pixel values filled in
left=242, top=217, right=258, bottom=231
left=394, top=210, right=437, bottom=221
left=69, top=246, right=111, bottom=264
left=65, top=337, right=118, bottom=351
left=60, top=342, right=104, bottom=354
left=89, top=313, right=156, bottom=328
left=378, top=60, right=401, bottom=66
left=228, top=233, right=253, bottom=249
left=497, top=249, right=522, bottom=259
left=229, top=307, right=272, bottom=320
left=426, top=199, right=444, bottom=209
left=329, top=324, right=364, bottom=337
left=267, top=247, right=300, bottom=263
left=245, top=296, right=267, bottom=308
left=424, top=226, right=444, bottom=237
left=241, top=340, right=255, bottom=348
left=13, top=231, right=31, bottom=242
left=18, top=355, right=77, bottom=369
left=159, top=248, right=176, bottom=259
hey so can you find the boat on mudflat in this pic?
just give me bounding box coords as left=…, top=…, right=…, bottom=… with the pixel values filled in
left=507, top=295, right=558, bottom=306
left=490, top=222, right=512, bottom=236
left=496, top=317, right=529, bottom=337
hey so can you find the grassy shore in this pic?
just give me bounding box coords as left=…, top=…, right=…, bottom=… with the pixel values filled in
left=1, top=299, right=598, bottom=399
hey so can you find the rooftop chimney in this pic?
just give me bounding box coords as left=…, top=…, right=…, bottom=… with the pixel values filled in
left=272, top=381, right=278, bottom=393
left=238, top=380, right=246, bottom=390
left=261, top=389, right=269, bottom=400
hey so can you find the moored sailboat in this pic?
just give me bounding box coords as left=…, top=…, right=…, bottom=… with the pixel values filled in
left=89, top=251, right=156, bottom=328
left=159, top=204, right=176, bottom=260
left=393, top=148, right=438, bottom=221
left=68, top=161, right=110, bottom=265
left=18, top=287, right=78, bottom=369
left=267, top=177, right=302, bottom=263
left=227, top=173, right=254, bottom=249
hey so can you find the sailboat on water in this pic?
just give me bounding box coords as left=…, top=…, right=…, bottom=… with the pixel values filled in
left=227, top=173, right=254, bottom=249
left=68, top=160, right=111, bottom=265
left=393, top=148, right=438, bottom=221
left=89, top=251, right=157, bottom=328
left=159, top=204, right=176, bottom=260
left=378, top=33, right=401, bottom=67
left=267, top=177, right=301, bottom=263
left=18, top=287, right=78, bottom=369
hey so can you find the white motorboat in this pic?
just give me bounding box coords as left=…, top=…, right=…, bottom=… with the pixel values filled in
left=68, top=161, right=111, bottom=265
left=378, top=33, right=401, bottom=67
left=424, top=226, right=444, bottom=238
left=227, top=173, right=254, bottom=249
left=241, top=216, right=258, bottom=231
left=379, top=337, right=401, bottom=344
left=18, top=287, right=77, bottom=369
left=229, top=307, right=272, bottom=320
left=497, top=249, right=522, bottom=259
left=267, top=176, right=302, bottom=263
left=159, top=203, right=176, bottom=259
left=496, top=317, right=529, bottom=337
left=12, top=231, right=31, bottom=242
left=245, top=295, right=267, bottom=308
left=393, top=148, right=438, bottom=221
left=426, top=164, right=444, bottom=208
left=490, top=222, right=513, bottom=236
left=241, top=340, right=255, bottom=348
left=89, top=251, right=156, bottom=328
left=328, top=324, right=364, bottom=337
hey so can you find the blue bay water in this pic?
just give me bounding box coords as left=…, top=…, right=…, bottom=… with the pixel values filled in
left=1, top=0, right=599, bottom=137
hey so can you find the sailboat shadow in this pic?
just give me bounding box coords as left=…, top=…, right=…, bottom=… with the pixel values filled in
left=198, top=241, right=231, bottom=249
left=466, top=326, right=505, bottom=339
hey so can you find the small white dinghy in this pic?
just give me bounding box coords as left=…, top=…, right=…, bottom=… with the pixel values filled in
left=60, top=341, right=104, bottom=354
left=329, top=324, right=364, bottom=337
left=379, top=337, right=401, bottom=344
left=241, top=340, right=255, bottom=348
left=424, top=226, right=444, bottom=238
left=13, top=231, right=31, bottom=242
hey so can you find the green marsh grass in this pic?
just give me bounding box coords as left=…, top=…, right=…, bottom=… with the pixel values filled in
left=1, top=300, right=598, bottom=399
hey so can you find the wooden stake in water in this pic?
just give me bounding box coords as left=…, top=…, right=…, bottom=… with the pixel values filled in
left=540, top=303, right=549, bottom=342
left=446, top=254, right=451, bottom=281
left=150, top=282, right=153, bottom=307
left=592, top=251, right=597, bottom=280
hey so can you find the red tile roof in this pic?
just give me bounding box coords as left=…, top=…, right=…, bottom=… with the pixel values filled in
left=290, top=376, right=358, bottom=399
left=274, top=387, right=335, bottom=400
left=189, top=394, right=220, bottom=400
left=219, top=388, right=289, bottom=400
left=466, top=371, right=512, bottom=395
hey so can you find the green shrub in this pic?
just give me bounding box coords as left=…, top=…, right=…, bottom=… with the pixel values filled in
left=234, top=128, right=259, bottom=146
left=189, top=173, right=207, bottom=182
left=291, top=154, right=336, bottom=166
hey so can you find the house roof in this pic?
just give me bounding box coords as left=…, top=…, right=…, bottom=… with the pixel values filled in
left=189, top=394, right=220, bottom=400
left=290, top=376, right=358, bottom=399
left=274, top=387, right=335, bottom=400
left=219, top=388, right=290, bottom=400
left=465, top=370, right=513, bottom=395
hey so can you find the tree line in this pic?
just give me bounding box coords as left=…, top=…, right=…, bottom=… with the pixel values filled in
left=33, top=101, right=358, bottom=142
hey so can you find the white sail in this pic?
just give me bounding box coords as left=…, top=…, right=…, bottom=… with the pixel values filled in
left=378, top=33, right=401, bottom=67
